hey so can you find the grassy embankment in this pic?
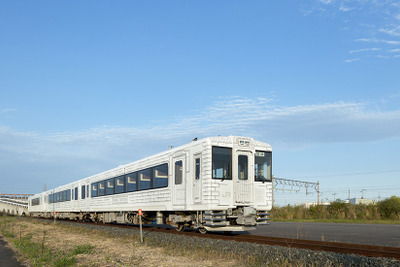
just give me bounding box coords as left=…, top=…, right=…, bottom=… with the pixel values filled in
left=0, top=216, right=294, bottom=267
left=271, top=196, right=400, bottom=224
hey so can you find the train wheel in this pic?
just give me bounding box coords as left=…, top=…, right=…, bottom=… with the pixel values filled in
left=176, top=224, right=185, bottom=232
left=198, top=227, right=207, bottom=234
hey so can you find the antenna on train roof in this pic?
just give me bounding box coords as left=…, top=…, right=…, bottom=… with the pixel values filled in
left=193, top=137, right=198, bottom=141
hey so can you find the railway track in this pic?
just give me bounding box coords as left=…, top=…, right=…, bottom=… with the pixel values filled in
left=219, top=234, right=400, bottom=260
left=147, top=227, right=400, bottom=260
left=35, top=218, right=400, bottom=260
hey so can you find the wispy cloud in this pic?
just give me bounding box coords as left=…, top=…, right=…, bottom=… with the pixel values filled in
left=2, top=96, right=400, bottom=191
left=344, top=58, right=360, bottom=63
left=349, top=48, right=380, bottom=53
left=356, top=38, right=400, bottom=45
left=1, top=96, right=399, bottom=164
left=1, top=108, right=17, bottom=114
left=306, top=1, right=400, bottom=61
left=380, top=26, right=400, bottom=37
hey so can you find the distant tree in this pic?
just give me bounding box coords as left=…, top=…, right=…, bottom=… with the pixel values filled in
left=378, top=196, right=400, bottom=219
left=327, top=199, right=349, bottom=219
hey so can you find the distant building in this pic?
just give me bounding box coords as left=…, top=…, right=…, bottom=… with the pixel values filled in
left=349, top=198, right=375, bottom=205
left=302, top=202, right=330, bottom=208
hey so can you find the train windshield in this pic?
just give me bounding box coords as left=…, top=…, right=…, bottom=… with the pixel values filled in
left=212, top=146, right=232, bottom=180
left=254, top=151, right=272, bottom=182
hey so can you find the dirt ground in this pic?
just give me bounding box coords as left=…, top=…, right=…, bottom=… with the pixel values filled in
left=3, top=219, right=237, bottom=266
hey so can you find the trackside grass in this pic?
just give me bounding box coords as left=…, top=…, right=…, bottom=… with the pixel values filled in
left=271, top=196, right=400, bottom=223
left=0, top=216, right=299, bottom=267
left=0, top=217, right=95, bottom=266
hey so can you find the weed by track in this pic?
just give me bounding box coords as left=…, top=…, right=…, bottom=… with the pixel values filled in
left=0, top=216, right=95, bottom=267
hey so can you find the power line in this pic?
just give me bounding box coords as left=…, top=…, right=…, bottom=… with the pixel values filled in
left=299, top=169, right=400, bottom=178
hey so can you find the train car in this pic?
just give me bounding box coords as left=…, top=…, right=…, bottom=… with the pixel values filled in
left=29, top=136, right=272, bottom=233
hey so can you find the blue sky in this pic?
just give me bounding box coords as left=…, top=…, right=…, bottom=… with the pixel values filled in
left=1, top=1, right=399, bottom=205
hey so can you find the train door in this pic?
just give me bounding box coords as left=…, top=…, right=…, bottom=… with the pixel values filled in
left=173, top=156, right=186, bottom=207
left=234, top=151, right=253, bottom=204
left=193, top=155, right=201, bottom=203
left=72, top=186, right=79, bottom=211
left=81, top=184, right=89, bottom=211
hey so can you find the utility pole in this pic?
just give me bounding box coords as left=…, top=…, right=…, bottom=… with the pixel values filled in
left=360, top=189, right=366, bottom=199
left=332, top=193, right=337, bottom=202
left=273, top=177, right=320, bottom=204
left=348, top=189, right=351, bottom=202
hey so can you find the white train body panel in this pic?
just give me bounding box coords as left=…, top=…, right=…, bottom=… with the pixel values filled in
left=29, top=136, right=272, bottom=232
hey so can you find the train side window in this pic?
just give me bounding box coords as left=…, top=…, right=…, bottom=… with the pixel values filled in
left=67, top=189, right=71, bottom=201
left=31, top=197, right=40, bottom=206
left=154, top=164, right=168, bottom=188
left=212, top=147, right=232, bottom=180
left=87, top=185, right=89, bottom=198
left=139, top=168, right=152, bottom=190
left=98, top=182, right=105, bottom=196
left=175, top=161, right=183, bottom=185
left=106, top=178, right=115, bottom=195
left=126, top=173, right=137, bottom=192
left=238, top=155, right=248, bottom=180
left=81, top=185, right=86, bottom=199
left=75, top=187, right=78, bottom=200
left=91, top=183, right=98, bottom=197
left=115, top=176, right=125, bottom=194
left=195, top=158, right=200, bottom=180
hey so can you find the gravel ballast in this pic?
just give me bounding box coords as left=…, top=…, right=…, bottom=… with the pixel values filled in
left=56, top=220, right=400, bottom=267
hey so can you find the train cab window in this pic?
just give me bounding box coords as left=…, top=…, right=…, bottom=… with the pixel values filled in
left=106, top=179, right=115, bottom=195
left=175, top=161, right=183, bottom=185
left=115, top=176, right=125, bottom=194
left=126, top=173, right=137, bottom=192
left=195, top=158, right=200, bottom=180
left=81, top=185, right=85, bottom=199
left=139, top=168, right=152, bottom=190
left=255, top=151, right=272, bottom=182
left=154, top=164, right=168, bottom=188
left=98, top=182, right=105, bottom=196
left=91, top=183, right=98, bottom=197
left=238, top=155, right=248, bottom=180
left=212, top=147, right=232, bottom=180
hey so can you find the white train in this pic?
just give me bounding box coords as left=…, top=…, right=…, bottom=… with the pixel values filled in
left=28, top=136, right=272, bottom=233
